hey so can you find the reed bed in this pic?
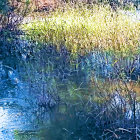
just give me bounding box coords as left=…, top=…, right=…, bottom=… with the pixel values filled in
left=21, top=4, right=140, bottom=56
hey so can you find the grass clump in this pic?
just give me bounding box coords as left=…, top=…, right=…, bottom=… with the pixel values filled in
left=21, top=4, right=140, bottom=55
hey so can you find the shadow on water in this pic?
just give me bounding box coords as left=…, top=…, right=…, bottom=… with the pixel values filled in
left=0, top=37, right=140, bottom=139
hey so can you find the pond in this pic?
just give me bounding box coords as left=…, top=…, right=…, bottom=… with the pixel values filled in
left=0, top=39, right=140, bottom=140
left=1, top=7, right=140, bottom=138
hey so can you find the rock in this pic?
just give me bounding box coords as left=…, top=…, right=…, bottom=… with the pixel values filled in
left=48, top=98, right=56, bottom=108
left=8, top=70, right=20, bottom=84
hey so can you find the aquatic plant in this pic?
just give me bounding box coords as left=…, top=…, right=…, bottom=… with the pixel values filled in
left=21, top=4, right=140, bottom=56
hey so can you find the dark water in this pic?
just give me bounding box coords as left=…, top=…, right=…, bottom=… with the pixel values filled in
left=0, top=37, right=140, bottom=140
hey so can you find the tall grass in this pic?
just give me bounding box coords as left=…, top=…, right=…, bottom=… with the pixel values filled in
left=21, top=4, right=140, bottom=55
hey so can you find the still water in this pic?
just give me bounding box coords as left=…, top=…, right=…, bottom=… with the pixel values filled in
left=0, top=39, right=140, bottom=139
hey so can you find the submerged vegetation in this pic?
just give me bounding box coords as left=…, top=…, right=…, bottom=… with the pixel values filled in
left=0, top=0, right=140, bottom=139
left=21, top=4, right=140, bottom=56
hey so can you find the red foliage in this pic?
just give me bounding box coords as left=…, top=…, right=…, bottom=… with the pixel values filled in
left=35, top=0, right=58, bottom=11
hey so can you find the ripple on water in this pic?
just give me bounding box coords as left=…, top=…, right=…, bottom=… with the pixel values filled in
left=0, top=104, right=40, bottom=139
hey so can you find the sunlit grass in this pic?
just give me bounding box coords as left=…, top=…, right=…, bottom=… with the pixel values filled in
left=21, top=4, right=140, bottom=55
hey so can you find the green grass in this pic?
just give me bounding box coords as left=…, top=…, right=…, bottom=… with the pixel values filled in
left=21, top=4, right=140, bottom=55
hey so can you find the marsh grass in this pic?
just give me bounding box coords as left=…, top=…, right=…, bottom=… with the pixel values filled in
left=21, top=4, right=140, bottom=56
left=15, top=39, right=140, bottom=139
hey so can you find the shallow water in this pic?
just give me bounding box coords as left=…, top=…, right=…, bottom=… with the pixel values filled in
left=0, top=58, right=48, bottom=139
left=0, top=48, right=139, bottom=139
left=1, top=17, right=140, bottom=139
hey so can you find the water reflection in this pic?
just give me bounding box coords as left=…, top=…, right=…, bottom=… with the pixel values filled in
left=0, top=59, right=48, bottom=139
left=0, top=43, right=140, bottom=139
